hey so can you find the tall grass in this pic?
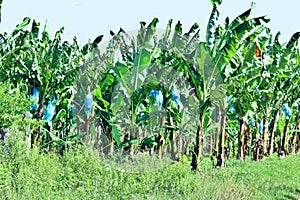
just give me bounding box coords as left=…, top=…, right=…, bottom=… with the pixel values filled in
left=0, top=133, right=299, bottom=200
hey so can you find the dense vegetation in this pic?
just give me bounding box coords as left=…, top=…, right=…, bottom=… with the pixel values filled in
left=0, top=0, right=299, bottom=199
left=0, top=143, right=299, bottom=199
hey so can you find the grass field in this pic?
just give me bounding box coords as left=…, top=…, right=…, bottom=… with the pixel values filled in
left=0, top=143, right=299, bottom=200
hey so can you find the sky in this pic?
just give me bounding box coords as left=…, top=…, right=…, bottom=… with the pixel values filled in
left=0, top=0, right=299, bottom=45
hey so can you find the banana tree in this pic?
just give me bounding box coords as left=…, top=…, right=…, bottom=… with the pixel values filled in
left=188, top=42, right=224, bottom=171
left=254, top=31, right=300, bottom=157
left=0, top=17, right=91, bottom=150
left=225, top=41, right=263, bottom=161
left=106, top=18, right=201, bottom=159
left=275, top=33, right=300, bottom=156
left=205, top=1, right=270, bottom=166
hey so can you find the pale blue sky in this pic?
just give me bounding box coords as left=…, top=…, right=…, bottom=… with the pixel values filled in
left=0, top=0, right=299, bottom=45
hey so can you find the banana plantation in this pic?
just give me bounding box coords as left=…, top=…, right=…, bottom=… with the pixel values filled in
left=0, top=0, right=300, bottom=175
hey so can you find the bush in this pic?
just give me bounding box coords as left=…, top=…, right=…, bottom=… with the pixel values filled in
left=0, top=82, right=32, bottom=128
left=0, top=82, right=37, bottom=156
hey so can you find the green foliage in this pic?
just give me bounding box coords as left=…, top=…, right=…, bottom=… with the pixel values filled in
left=0, top=82, right=35, bottom=128
left=0, top=144, right=299, bottom=199
left=0, top=0, right=299, bottom=174
left=210, top=0, right=222, bottom=6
